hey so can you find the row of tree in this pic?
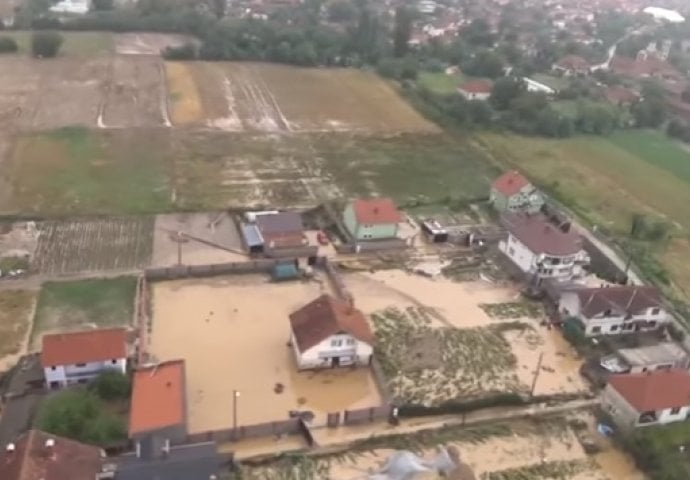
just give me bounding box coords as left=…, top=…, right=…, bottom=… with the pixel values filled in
left=0, top=32, right=63, bottom=57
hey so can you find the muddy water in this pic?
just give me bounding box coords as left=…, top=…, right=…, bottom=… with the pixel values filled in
left=346, top=270, right=520, bottom=327
left=150, top=275, right=382, bottom=433
left=505, top=327, right=588, bottom=395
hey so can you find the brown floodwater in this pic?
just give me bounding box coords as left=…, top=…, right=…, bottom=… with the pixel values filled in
left=150, top=275, right=382, bottom=433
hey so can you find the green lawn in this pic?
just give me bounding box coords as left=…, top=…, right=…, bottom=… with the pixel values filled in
left=2, top=31, right=114, bottom=57
left=609, top=130, right=690, bottom=184
left=31, top=277, right=137, bottom=346
left=9, top=127, right=171, bottom=214
left=418, top=71, right=463, bottom=95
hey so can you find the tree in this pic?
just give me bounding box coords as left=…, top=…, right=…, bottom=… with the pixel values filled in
left=327, top=0, right=356, bottom=23
left=162, top=42, right=197, bottom=60
left=490, top=76, right=525, bottom=110
left=463, top=50, right=504, bottom=78
left=89, top=370, right=131, bottom=400
left=31, top=31, right=63, bottom=58
left=91, top=0, right=114, bottom=11
left=393, top=6, right=413, bottom=58
left=0, top=36, right=18, bottom=53
left=462, top=18, right=495, bottom=47
left=209, top=0, right=225, bottom=19
left=467, top=99, right=492, bottom=125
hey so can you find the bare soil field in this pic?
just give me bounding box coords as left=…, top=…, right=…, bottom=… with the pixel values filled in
left=168, top=62, right=439, bottom=133
left=114, top=33, right=193, bottom=56
left=0, top=290, right=37, bottom=372
left=101, top=55, right=170, bottom=128
left=149, top=274, right=382, bottom=433
left=31, top=276, right=136, bottom=349
left=32, top=216, right=154, bottom=275
left=346, top=270, right=587, bottom=403
left=151, top=212, right=246, bottom=267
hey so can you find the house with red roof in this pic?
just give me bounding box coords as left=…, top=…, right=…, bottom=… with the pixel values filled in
left=41, top=328, right=128, bottom=389
left=553, top=55, right=590, bottom=76
left=558, top=285, right=668, bottom=337
left=490, top=170, right=544, bottom=214
left=289, top=294, right=375, bottom=370
left=457, top=79, right=493, bottom=100
left=602, top=369, right=690, bottom=429
left=343, top=198, right=402, bottom=241
left=499, top=213, right=589, bottom=283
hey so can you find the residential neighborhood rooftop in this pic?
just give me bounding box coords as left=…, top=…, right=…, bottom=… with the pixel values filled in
left=458, top=79, right=493, bottom=94
left=254, top=211, right=303, bottom=234
left=608, top=369, right=690, bottom=412
left=0, top=430, right=103, bottom=480
left=492, top=170, right=531, bottom=197
left=289, top=294, right=375, bottom=353
left=353, top=198, right=402, bottom=225
left=502, top=213, right=582, bottom=256
left=129, top=360, right=186, bottom=437
left=114, top=442, right=221, bottom=480
left=555, top=54, right=589, bottom=71
left=41, top=327, right=127, bottom=367
left=617, top=342, right=688, bottom=368
left=574, top=285, right=661, bottom=318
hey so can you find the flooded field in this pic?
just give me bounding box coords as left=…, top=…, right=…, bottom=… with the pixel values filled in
left=241, top=416, right=645, bottom=480
left=149, top=275, right=382, bottom=433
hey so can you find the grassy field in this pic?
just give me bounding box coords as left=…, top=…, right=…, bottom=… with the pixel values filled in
left=31, top=277, right=136, bottom=347
left=3, top=31, right=114, bottom=57
left=4, top=128, right=495, bottom=213
left=418, top=71, right=464, bottom=94
left=477, top=130, right=690, bottom=293
left=8, top=127, right=171, bottom=214
left=0, top=290, right=36, bottom=366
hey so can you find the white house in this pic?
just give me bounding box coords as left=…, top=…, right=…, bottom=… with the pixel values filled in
left=288, top=294, right=374, bottom=370
left=42, top=328, right=128, bottom=389
left=616, top=342, right=690, bottom=374
left=490, top=170, right=544, bottom=214
left=558, top=286, right=667, bottom=337
left=602, top=369, right=690, bottom=430
left=499, top=213, right=589, bottom=283
left=523, top=77, right=556, bottom=95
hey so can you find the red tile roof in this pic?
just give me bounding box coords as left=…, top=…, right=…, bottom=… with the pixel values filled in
left=492, top=171, right=531, bottom=197
left=610, top=55, right=681, bottom=80
left=0, top=430, right=102, bottom=480
left=129, top=360, right=186, bottom=437
left=555, top=55, right=590, bottom=72
left=353, top=198, right=402, bottom=225
left=459, top=79, right=493, bottom=95
left=41, top=328, right=127, bottom=367
left=289, top=294, right=375, bottom=353
left=503, top=213, right=583, bottom=256
left=608, top=369, right=690, bottom=412
left=575, top=286, right=662, bottom=318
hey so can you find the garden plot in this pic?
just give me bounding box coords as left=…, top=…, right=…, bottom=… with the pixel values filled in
left=372, top=306, right=525, bottom=405
left=149, top=274, right=382, bottom=433
left=32, top=217, right=154, bottom=275
left=169, top=61, right=439, bottom=133
left=480, top=301, right=545, bottom=319
left=101, top=55, right=169, bottom=128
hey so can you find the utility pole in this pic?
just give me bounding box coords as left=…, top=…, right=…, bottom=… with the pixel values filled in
left=530, top=351, right=545, bottom=398
left=233, top=390, right=240, bottom=441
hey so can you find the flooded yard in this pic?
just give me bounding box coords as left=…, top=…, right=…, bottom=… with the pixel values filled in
left=149, top=274, right=382, bottom=433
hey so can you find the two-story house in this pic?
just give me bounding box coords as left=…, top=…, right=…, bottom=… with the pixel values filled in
left=558, top=286, right=667, bottom=337
left=288, top=294, right=375, bottom=370
left=490, top=171, right=544, bottom=214
left=602, top=369, right=690, bottom=430
left=343, top=198, right=402, bottom=242
left=499, top=213, right=589, bottom=283
left=41, top=328, right=128, bottom=389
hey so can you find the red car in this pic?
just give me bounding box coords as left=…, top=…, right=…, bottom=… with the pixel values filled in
left=316, top=231, right=329, bottom=246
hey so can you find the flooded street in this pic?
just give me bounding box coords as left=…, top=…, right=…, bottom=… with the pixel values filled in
left=150, top=275, right=382, bottom=433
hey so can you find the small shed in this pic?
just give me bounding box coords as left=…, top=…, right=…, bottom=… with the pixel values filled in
left=421, top=220, right=449, bottom=243
left=241, top=224, right=264, bottom=254
left=272, top=261, right=299, bottom=281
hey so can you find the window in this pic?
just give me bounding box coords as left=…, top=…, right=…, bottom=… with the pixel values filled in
left=624, top=323, right=634, bottom=331
left=111, top=359, right=117, bottom=364
left=331, top=339, right=342, bottom=347
left=651, top=308, right=661, bottom=315
left=671, top=407, right=681, bottom=415
left=610, top=325, right=619, bottom=331
left=75, top=363, right=86, bottom=367
left=508, top=247, right=515, bottom=256
left=51, top=366, right=56, bottom=371
left=591, top=326, right=601, bottom=334
left=346, top=338, right=355, bottom=346
left=648, top=321, right=657, bottom=328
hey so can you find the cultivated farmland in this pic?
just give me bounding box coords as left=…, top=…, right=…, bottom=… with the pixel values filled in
left=167, top=62, right=439, bottom=133
left=32, top=216, right=154, bottom=275
left=0, top=290, right=36, bottom=372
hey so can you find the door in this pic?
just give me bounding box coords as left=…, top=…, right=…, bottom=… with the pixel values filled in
left=331, top=357, right=340, bottom=368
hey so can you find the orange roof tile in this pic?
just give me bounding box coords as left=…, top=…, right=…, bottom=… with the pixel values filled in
left=353, top=198, right=402, bottom=225
left=41, top=328, right=127, bottom=367
left=492, top=170, right=531, bottom=197
left=129, top=360, right=186, bottom=437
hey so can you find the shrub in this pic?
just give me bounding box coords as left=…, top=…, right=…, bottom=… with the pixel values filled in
left=89, top=370, right=131, bottom=400
left=31, top=31, right=64, bottom=58
left=0, top=36, right=18, bottom=54
left=162, top=42, right=197, bottom=60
